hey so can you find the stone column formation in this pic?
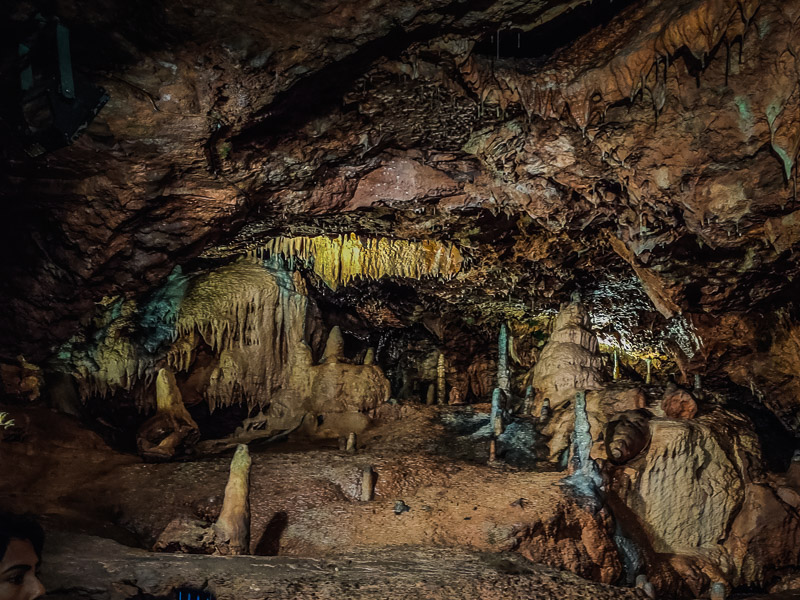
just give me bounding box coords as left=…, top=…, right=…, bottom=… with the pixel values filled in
left=532, top=301, right=604, bottom=462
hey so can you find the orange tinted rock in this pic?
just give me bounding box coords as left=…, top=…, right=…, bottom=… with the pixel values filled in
left=724, top=483, right=800, bottom=586
left=661, top=384, right=698, bottom=419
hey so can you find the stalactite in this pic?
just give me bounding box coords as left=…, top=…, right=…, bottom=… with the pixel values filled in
left=256, top=234, right=463, bottom=290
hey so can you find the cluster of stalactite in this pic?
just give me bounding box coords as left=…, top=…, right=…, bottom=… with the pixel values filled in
left=63, top=259, right=316, bottom=411
left=249, top=234, right=463, bottom=290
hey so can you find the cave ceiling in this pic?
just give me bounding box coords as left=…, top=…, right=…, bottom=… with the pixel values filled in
left=1, top=0, right=799, bottom=378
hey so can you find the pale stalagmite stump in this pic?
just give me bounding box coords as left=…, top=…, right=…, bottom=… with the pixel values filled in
left=136, top=368, right=199, bottom=461
left=363, top=347, right=375, bottom=365
left=213, top=443, right=252, bottom=555
left=321, top=326, right=344, bottom=364
left=156, top=368, right=198, bottom=426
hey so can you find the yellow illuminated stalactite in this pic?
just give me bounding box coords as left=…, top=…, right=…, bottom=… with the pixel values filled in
left=257, top=234, right=463, bottom=289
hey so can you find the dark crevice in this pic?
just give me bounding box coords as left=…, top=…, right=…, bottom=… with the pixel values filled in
left=472, top=0, right=642, bottom=61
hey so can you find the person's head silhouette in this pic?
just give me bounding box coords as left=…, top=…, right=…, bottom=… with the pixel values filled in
left=0, top=514, right=45, bottom=600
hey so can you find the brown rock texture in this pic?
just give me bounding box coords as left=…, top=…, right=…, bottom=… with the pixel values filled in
left=661, top=384, right=698, bottom=419
left=1, top=406, right=621, bottom=585
left=725, top=483, right=800, bottom=587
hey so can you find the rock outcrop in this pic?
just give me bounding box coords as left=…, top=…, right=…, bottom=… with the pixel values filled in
left=608, top=408, right=799, bottom=596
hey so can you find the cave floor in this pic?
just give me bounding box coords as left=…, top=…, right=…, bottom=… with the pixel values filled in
left=2, top=403, right=798, bottom=599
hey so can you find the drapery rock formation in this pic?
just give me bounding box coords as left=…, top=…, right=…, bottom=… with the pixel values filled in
left=608, top=409, right=800, bottom=597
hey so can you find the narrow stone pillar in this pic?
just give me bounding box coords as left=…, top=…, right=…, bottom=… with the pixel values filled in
left=521, top=385, right=534, bottom=415
left=213, top=444, right=251, bottom=555
left=426, top=383, right=436, bottom=405
left=613, top=349, right=620, bottom=380
left=497, top=323, right=510, bottom=394
left=156, top=368, right=198, bottom=427
left=437, top=352, right=446, bottom=405
left=489, top=388, right=503, bottom=434
left=361, top=466, right=375, bottom=501
left=694, top=373, right=702, bottom=391
left=540, top=399, right=551, bottom=422
left=645, top=358, right=652, bottom=385
left=346, top=432, right=357, bottom=454
left=710, top=582, right=726, bottom=600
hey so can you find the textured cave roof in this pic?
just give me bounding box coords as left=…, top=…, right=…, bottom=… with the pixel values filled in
left=0, top=0, right=798, bottom=369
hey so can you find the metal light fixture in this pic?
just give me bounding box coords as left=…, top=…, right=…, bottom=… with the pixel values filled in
left=16, top=16, right=109, bottom=156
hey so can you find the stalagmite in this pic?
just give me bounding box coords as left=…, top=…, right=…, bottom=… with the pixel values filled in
left=540, top=398, right=551, bottom=421
left=490, top=388, right=502, bottom=435
left=361, top=466, right=375, bottom=501
left=710, top=582, right=726, bottom=600
left=605, top=410, right=652, bottom=465
left=321, top=326, right=344, bottom=364
left=531, top=301, right=603, bottom=462
left=645, top=358, right=652, bottom=385
left=363, top=347, right=375, bottom=365
left=426, top=383, right=436, bottom=406
left=562, top=391, right=604, bottom=503
left=213, top=444, right=251, bottom=555
left=346, top=432, right=357, bottom=453
left=522, top=385, right=534, bottom=415
left=613, top=350, right=620, bottom=380
left=497, top=323, right=510, bottom=394
left=437, top=352, right=446, bottom=405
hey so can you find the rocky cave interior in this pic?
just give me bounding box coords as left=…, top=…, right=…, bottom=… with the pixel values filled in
left=1, top=0, right=800, bottom=599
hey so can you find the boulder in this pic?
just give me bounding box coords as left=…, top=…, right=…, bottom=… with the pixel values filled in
left=661, top=383, right=698, bottom=419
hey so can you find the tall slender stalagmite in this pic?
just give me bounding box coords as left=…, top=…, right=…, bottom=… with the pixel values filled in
left=497, top=323, right=510, bottom=395
left=213, top=444, right=252, bottom=555
left=437, top=352, right=446, bottom=405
